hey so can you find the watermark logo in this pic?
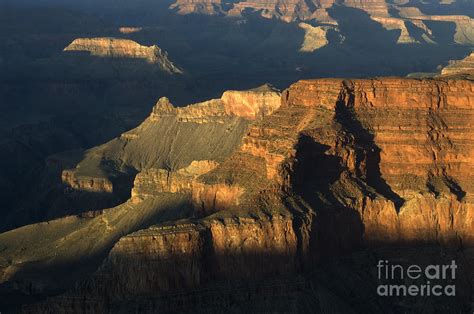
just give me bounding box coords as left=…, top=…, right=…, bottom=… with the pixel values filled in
left=376, top=260, right=457, bottom=297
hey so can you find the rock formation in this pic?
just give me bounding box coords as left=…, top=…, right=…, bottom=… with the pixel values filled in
left=370, top=17, right=419, bottom=44
left=221, top=84, right=282, bottom=119
left=62, top=169, right=114, bottom=193
left=226, top=0, right=318, bottom=22
left=60, top=85, right=280, bottom=197
left=343, top=0, right=389, bottom=16
left=298, top=23, right=337, bottom=52
left=440, top=51, right=474, bottom=77
left=64, top=38, right=183, bottom=74
left=168, top=0, right=474, bottom=46
left=397, top=6, right=474, bottom=45
left=280, top=78, right=474, bottom=246
left=1, top=78, right=474, bottom=313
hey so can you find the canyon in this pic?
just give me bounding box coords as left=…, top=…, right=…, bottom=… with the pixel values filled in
left=1, top=0, right=474, bottom=312
left=0, top=77, right=473, bottom=313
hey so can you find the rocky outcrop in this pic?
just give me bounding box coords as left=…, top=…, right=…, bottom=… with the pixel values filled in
left=61, top=85, right=280, bottom=210
left=298, top=23, right=335, bottom=52
left=117, top=77, right=474, bottom=253
left=63, top=98, right=248, bottom=194
left=63, top=85, right=281, bottom=194
left=150, top=85, right=281, bottom=123
left=441, top=52, right=474, bottom=77
left=221, top=84, right=281, bottom=119
left=62, top=169, right=113, bottom=193
left=131, top=161, right=244, bottom=215
left=131, top=160, right=219, bottom=199
left=64, top=38, right=183, bottom=74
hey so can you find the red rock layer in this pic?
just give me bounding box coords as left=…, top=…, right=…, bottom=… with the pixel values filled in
left=280, top=78, right=474, bottom=246
left=210, top=78, right=474, bottom=247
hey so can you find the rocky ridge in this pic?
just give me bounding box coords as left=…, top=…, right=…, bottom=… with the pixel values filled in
left=169, top=0, right=474, bottom=47
left=60, top=84, right=280, bottom=198
left=64, top=38, right=183, bottom=74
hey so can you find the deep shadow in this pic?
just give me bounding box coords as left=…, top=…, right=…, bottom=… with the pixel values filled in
left=335, top=88, right=405, bottom=211
left=423, top=20, right=458, bottom=45
left=0, top=111, right=136, bottom=232
left=427, top=172, right=467, bottom=203
left=290, top=134, right=365, bottom=257
left=0, top=193, right=193, bottom=312
left=443, top=175, right=467, bottom=202
left=327, top=6, right=400, bottom=51
left=405, top=20, right=431, bottom=44
left=407, top=0, right=474, bottom=18
left=37, top=170, right=138, bottom=223
left=8, top=243, right=473, bottom=314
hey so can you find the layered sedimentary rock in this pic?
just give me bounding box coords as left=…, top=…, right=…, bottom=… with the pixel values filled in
left=268, top=78, right=474, bottom=245
left=62, top=169, right=113, bottom=193
left=221, top=84, right=281, bottom=119
left=62, top=86, right=281, bottom=217
left=175, top=78, right=474, bottom=250
left=398, top=7, right=474, bottom=45
left=342, top=0, right=389, bottom=16
left=64, top=38, right=182, bottom=74
left=130, top=160, right=245, bottom=214
left=441, top=52, right=474, bottom=76
left=167, top=0, right=474, bottom=46
left=131, top=160, right=219, bottom=198
left=3, top=78, right=474, bottom=313
left=63, top=84, right=280, bottom=195
left=176, top=78, right=474, bottom=247
left=89, top=215, right=297, bottom=298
